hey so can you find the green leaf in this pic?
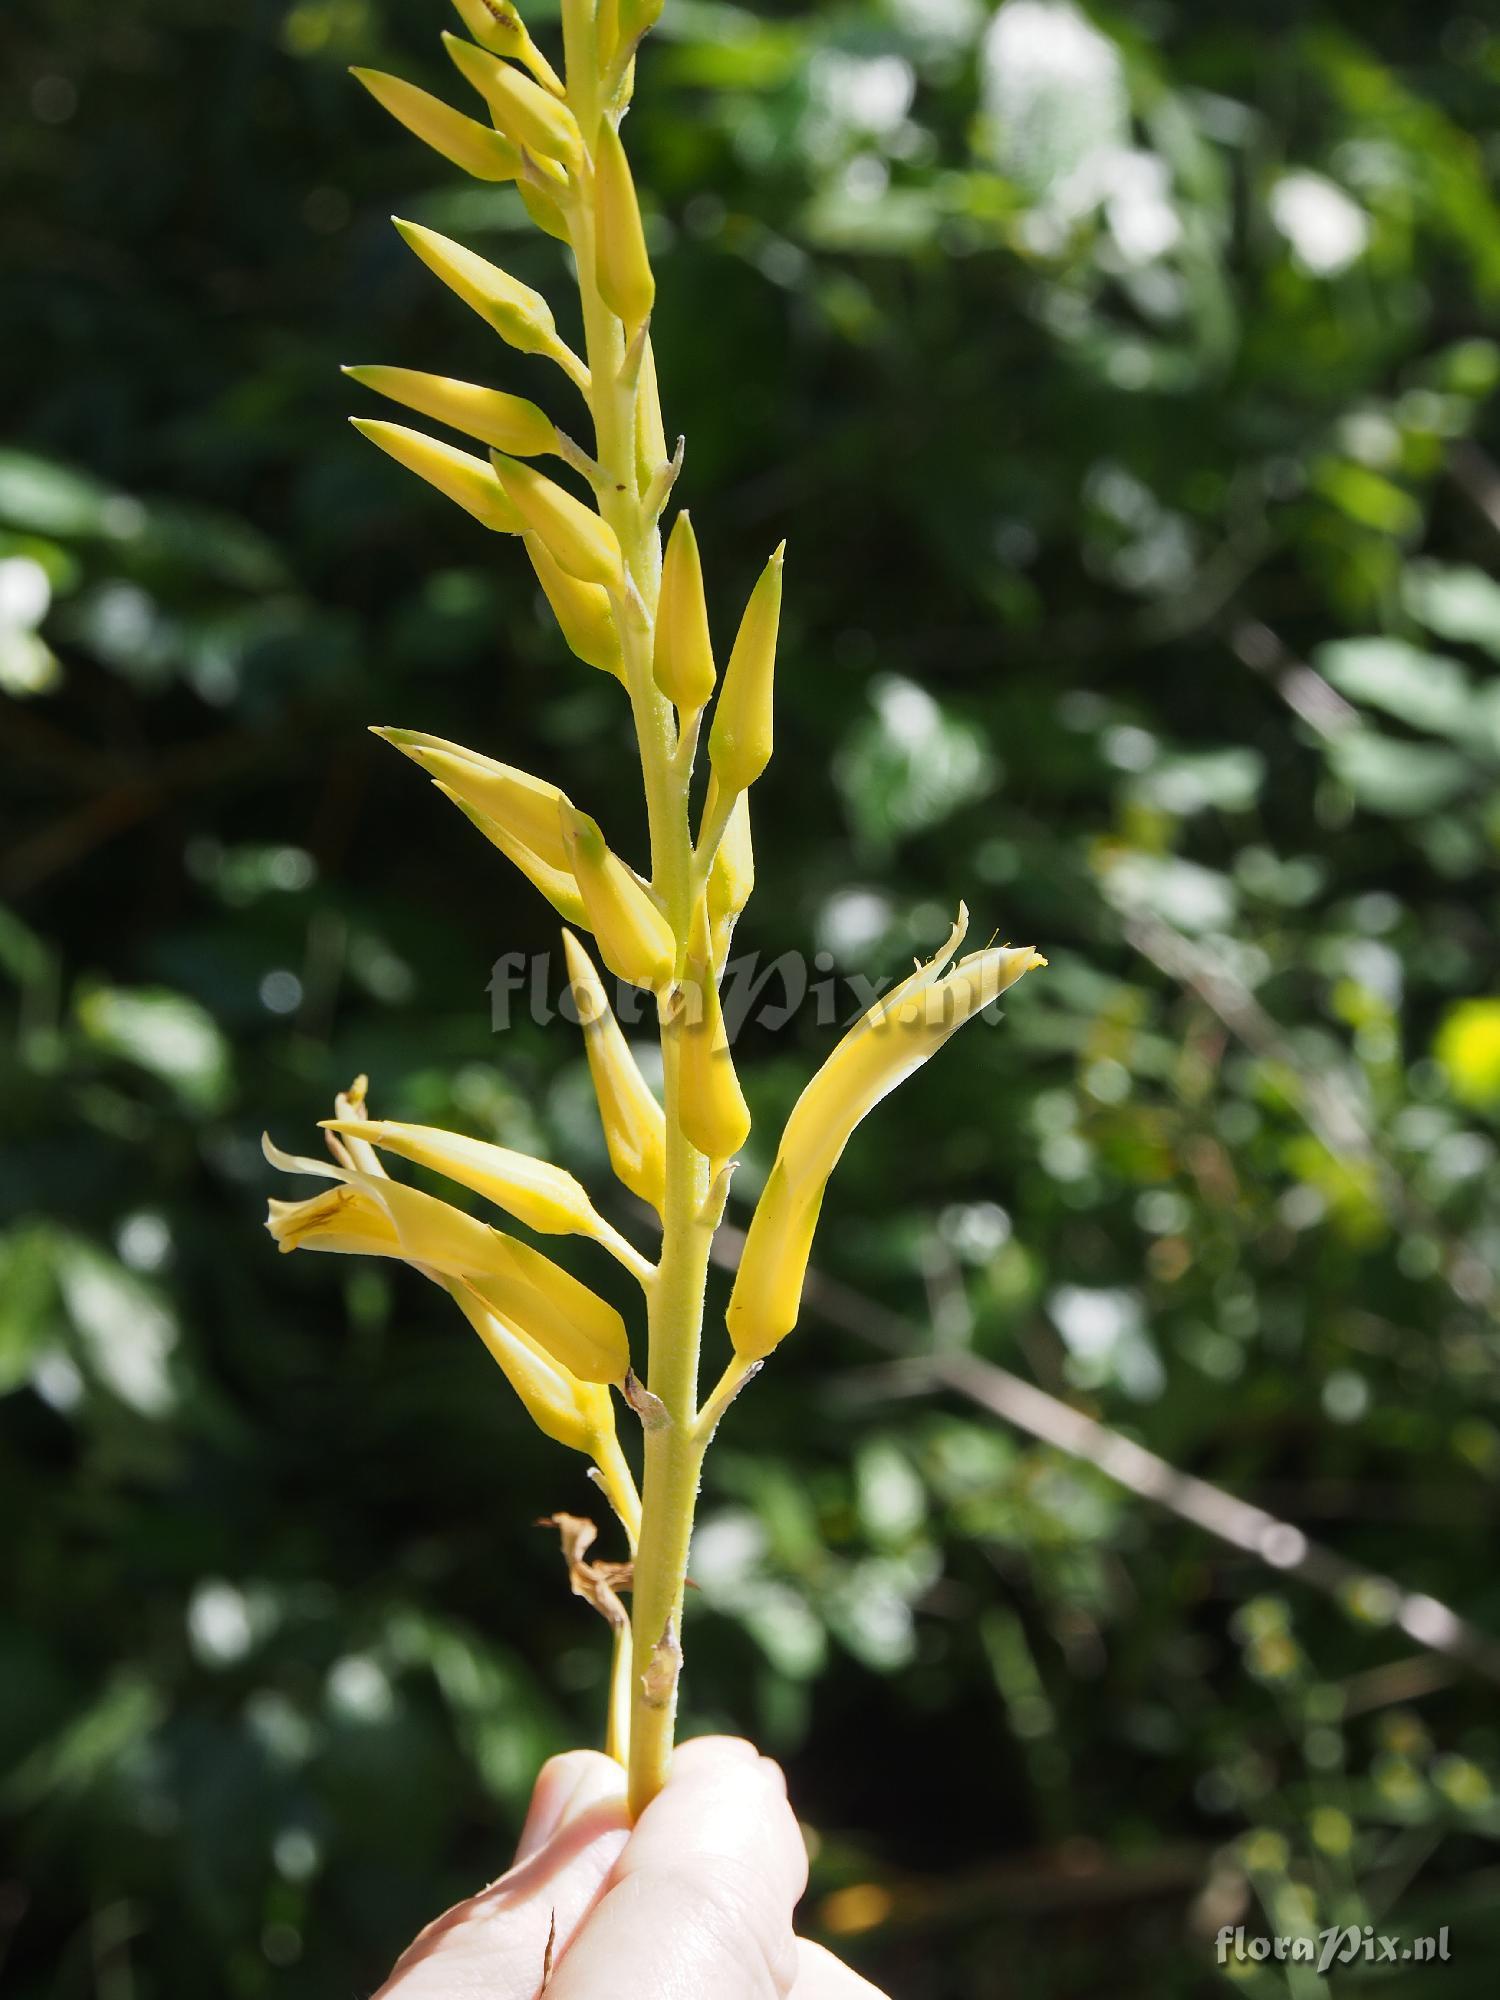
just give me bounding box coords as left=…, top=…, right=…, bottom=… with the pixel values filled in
left=1315, top=638, right=1475, bottom=737
left=1402, top=561, right=1500, bottom=662
left=75, top=983, right=231, bottom=1110
left=1328, top=729, right=1470, bottom=816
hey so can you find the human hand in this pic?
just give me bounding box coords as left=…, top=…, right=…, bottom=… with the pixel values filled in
left=375, top=1735, right=888, bottom=2000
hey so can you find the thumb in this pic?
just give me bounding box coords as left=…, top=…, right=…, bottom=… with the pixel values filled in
left=549, top=1736, right=808, bottom=1999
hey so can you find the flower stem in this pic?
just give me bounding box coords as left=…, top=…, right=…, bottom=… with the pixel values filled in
left=560, top=0, right=714, bottom=1815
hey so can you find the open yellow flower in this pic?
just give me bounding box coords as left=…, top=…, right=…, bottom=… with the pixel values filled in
left=264, top=1126, right=630, bottom=1386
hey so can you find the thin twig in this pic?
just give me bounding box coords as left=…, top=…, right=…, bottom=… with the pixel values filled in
left=701, top=1222, right=1500, bottom=1688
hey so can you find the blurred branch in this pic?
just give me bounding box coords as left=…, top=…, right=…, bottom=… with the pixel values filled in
left=1122, top=907, right=1495, bottom=1311
left=1, top=718, right=284, bottom=897
left=705, top=1224, right=1500, bottom=1688
left=1448, top=440, right=1500, bottom=548
left=1228, top=619, right=1359, bottom=739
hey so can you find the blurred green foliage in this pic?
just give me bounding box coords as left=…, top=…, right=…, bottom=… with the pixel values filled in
left=4, top=1, right=1500, bottom=1994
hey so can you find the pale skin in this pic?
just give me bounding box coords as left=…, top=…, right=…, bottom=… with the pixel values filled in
left=375, top=1736, right=890, bottom=2000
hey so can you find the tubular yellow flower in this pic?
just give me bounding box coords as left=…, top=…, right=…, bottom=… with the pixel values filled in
left=444, top=1276, right=615, bottom=1455
left=350, top=420, right=521, bottom=532
left=594, top=120, right=655, bottom=339
left=726, top=916, right=1045, bottom=1359
left=561, top=806, right=677, bottom=993
left=321, top=1118, right=607, bottom=1240
left=706, top=788, right=753, bottom=966
left=442, top=31, right=582, bottom=167
left=343, top=365, right=557, bottom=458
left=394, top=219, right=561, bottom=359
left=524, top=532, right=626, bottom=680
left=351, top=67, right=520, bottom=181
left=492, top=456, right=624, bottom=588
left=562, top=928, right=667, bottom=1210
left=263, top=1134, right=629, bottom=1382
left=370, top=727, right=572, bottom=871
left=708, top=543, right=784, bottom=795
left=653, top=512, right=716, bottom=712
left=435, top=783, right=589, bottom=926
left=675, top=914, right=751, bottom=1162
left=449, top=0, right=564, bottom=96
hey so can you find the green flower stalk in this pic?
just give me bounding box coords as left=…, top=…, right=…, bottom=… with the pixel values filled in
left=265, top=0, right=1044, bottom=1819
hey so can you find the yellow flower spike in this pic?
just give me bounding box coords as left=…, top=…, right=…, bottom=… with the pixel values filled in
left=675, top=912, right=751, bottom=1162
left=349, top=419, right=522, bottom=532
left=441, top=31, right=582, bottom=167
left=343, top=365, right=558, bottom=458
left=492, top=456, right=624, bottom=588
left=593, top=120, right=655, bottom=340
left=524, top=532, right=626, bottom=681
left=560, top=805, right=678, bottom=994
left=708, top=543, right=785, bottom=796
left=444, top=1277, right=616, bottom=1456
left=320, top=1117, right=608, bottom=1241
left=448, top=0, right=565, bottom=97
left=726, top=918, right=1045, bottom=1359
left=350, top=67, right=521, bottom=181
left=706, top=788, right=754, bottom=966
left=562, top=928, right=667, bottom=1210
left=653, top=512, right=716, bottom=712
left=394, top=219, right=562, bottom=361
left=369, top=727, right=573, bottom=871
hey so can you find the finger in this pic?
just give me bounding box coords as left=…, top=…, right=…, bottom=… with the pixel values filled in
left=791, top=1938, right=892, bottom=1999
left=377, top=1757, right=629, bottom=2000
left=548, top=1736, right=808, bottom=2000
left=515, top=1749, right=623, bottom=1863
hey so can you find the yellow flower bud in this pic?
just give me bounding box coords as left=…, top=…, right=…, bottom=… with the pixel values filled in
left=370, top=728, right=572, bottom=870
left=321, top=1118, right=608, bottom=1241
left=518, top=176, right=572, bottom=245
left=394, top=219, right=559, bottom=359
left=449, top=0, right=564, bottom=97
left=635, top=339, right=668, bottom=492
left=653, top=512, right=716, bottom=711
left=675, top=915, right=750, bottom=1162
left=561, top=806, right=677, bottom=992
left=524, top=533, right=626, bottom=680
left=350, top=67, right=520, bottom=181
left=708, top=543, right=784, bottom=795
left=343, top=364, right=557, bottom=458
left=562, top=928, right=667, bottom=1209
left=442, top=31, right=582, bottom=167
left=350, top=419, right=521, bottom=532
left=492, top=455, right=624, bottom=588
left=706, top=788, right=753, bottom=966
left=593, top=120, right=655, bottom=338
left=615, top=0, right=665, bottom=60
left=726, top=913, right=1045, bottom=1358
left=444, top=1276, right=616, bottom=1456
